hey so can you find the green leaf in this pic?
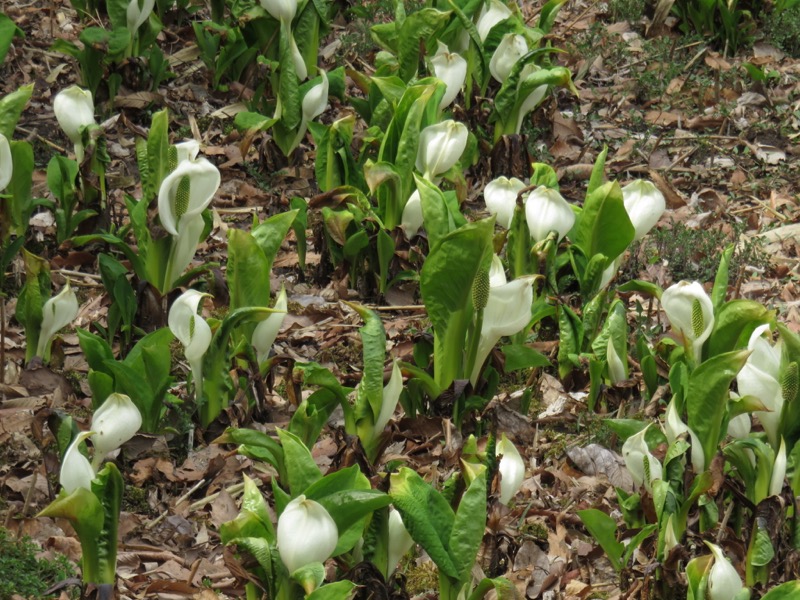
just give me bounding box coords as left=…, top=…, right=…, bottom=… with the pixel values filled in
left=389, top=467, right=458, bottom=579
left=587, top=145, right=608, bottom=195
left=0, top=13, right=22, bottom=65
left=577, top=509, right=623, bottom=571
left=572, top=181, right=634, bottom=264
left=417, top=173, right=451, bottom=249
left=501, top=344, right=551, bottom=371
left=306, top=580, right=357, bottom=600
left=146, top=109, right=170, bottom=199
left=420, top=218, right=494, bottom=389
left=346, top=303, right=386, bottom=427
left=277, top=429, right=321, bottom=496
left=706, top=300, right=773, bottom=358
left=397, top=8, right=451, bottom=82
left=448, top=465, right=487, bottom=581
left=761, top=581, right=800, bottom=599
left=91, top=463, right=124, bottom=584
left=617, top=279, right=663, bottom=298
left=711, top=244, right=735, bottom=311
left=227, top=228, right=271, bottom=310
left=0, top=83, right=33, bottom=138
left=687, top=350, right=750, bottom=471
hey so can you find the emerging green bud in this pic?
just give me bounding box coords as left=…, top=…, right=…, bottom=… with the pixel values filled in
left=277, top=495, right=338, bottom=574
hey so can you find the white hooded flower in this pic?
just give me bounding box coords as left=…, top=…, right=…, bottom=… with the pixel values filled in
left=252, top=286, right=288, bottom=364
left=0, top=132, right=12, bottom=191
left=476, top=0, right=512, bottom=42
left=489, top=34, right=528, bottom=83
left=168, top=289, right=212, bottom=399
left=157, top=156, right=221, bottom=236
left=416, top=120, right=468, bottom=181
left=622, top=180, right=666, bottom=241
left=90, top=393, right=143, bottom=470
left=430, top=41, right=467, bottom=110
left=36, top=283, right=79, bottom=360
left=175, top=139, right=201, bottom=164
left=514, top=63, right=549, bottom=134
left=277, top=495, right=338, bottom=574
left=660, top=281, right=714, bottom=363
left=484, top=176, right=526, bottom=229
left=770, top=437, right=786, bottom=497
left=469, top=266, right=534, bottom=385
left=663, top=399, right=705, bottom=472
left=127, top=0, right=155, bottom=34
left=622, top=425, right=662, bottom=492
left=705, top=542, right=744, bottom=600
left=606, top=337, right=626, bottom=384
left=737, top=324, right=783, bottom=448
left=60, top=431, right=96, bottom=495
left=401, top=190, right=423, bottom=239
left=496, top=433, right=525, bottom=505
left=524, top=186, right=575, bottom=243
left=53, top=86, right=95, bottom=162
left=387, top=508, right=414, bottom=577
left=302, top=71, right=329, bottom=122
left=260, top=0, right=297, bottom=22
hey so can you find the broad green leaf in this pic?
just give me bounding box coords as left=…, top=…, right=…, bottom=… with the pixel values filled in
left=306, top=580, right=357, bottom=600
left=686, top=350, right=750, bottom=470
left=501, top=344, right=551, bottom=371
left=390, top=467, right=458, bottom=579
left=146, top=109, right=170, bottom=198
left=577, top=509, right=623, bottom=571
left=448, top=464, right=487, bottom=581
left=706, top=300, right=773, bottom=358
left=91, top=463, right=124, bottom=584
left=761, top=581, right=800, bottom=599
left=417, top=173, right=451, bottom=249
left=346, top=303, right=386, bottom=426
left=711, top=244, right=735, bottom=311
left=0, top=83, right=33, bottom=138
left=227, top=228, right=271, bottom=310
left=572, top=181, right=634, bottom=264
left=397, top=8, right=451, bottom=82
left=277, top=429, right=321, bottom=497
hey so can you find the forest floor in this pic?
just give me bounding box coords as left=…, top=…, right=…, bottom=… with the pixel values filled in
left=2, top=0, right=800, bottom=598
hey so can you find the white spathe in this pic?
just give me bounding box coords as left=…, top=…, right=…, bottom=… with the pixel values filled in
left=430, top=41, right=467, bottom=110
left=606, top=337, right=626, bottom=384
left=168, top=289, right=212, bottom=399
left=622, top=180, right=666, bottom=241
left=0, top=132, right=12, bottom=191
left=373, top=360, right=403, bottom=437
left=277, top=495, right=338, bottom=574
left=127, top=0, right=155, bottom=35
left=770, top=437, right=786, bottom=497
left=36, top=283, right=79, bottom=359
left=496, top=433, right=525, bottom=505
left=489, top=34, right=528, bottom=83
left=476, top=0, right=512, bottom=42
left=469, top=273, right=534, bottom=385
left=401, top=190, right=423, bottom=239
left=387, top=508, right=414, bottom=577
left=705, top=542, right=744, bottom=600
left=60, top=431, right=96, bottom=495
left=157, top=156, right=221, bottom=236
left=53, top=86, right=95, bottom=162
left=515, top=63, right=548, bottom=134
left=524, top=186, right=575, bottom=243
left=90, top=393, right=143, bottom=470
left=660, top=281, right=714, bottom=363
left=484, top=176, right=526, bottom=229
left=737, top=324, right=783, bottom=448
left=252, top=286, right=288, bottom=364
left=416, top=120, right=468, bottom=181
left=622, top=425, right=662, bottom=492
left=259, top=0, right=297, bottom=22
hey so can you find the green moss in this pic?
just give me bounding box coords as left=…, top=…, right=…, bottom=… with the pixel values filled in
left=0, top=528, right=76, bottom=600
